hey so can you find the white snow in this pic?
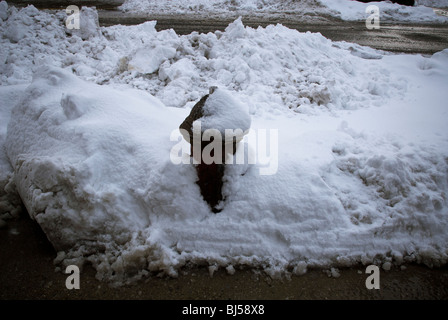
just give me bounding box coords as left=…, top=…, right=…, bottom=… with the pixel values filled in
left=0, top=84, right=25, bottom=221
left=199, top=87, right=251, bottom=135
left=0, top=4, right=447, bottom=284
left=320, top=0, right=448, bottom=22
left=119, top=0, right=326, bottom=18
left=120, top=0, right=448, bottom=22
left=416, top=0, right=448, bottom=8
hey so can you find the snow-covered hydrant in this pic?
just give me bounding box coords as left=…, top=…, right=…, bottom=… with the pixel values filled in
left=179, top=87, right=251, bottom=213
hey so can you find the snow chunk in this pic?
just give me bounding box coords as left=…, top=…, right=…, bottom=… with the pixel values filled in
left=4, top=22, right=25, bottom=42
left=292, top=262, right=307, bottom=276
left=330, top=267, right=341, bottom=278
left=224, top=17, right=246, bottom=40
left=226, top=264, right=236, bottom=275
left=159, top=58, right=198, bottom=82
left=382, top=261, right=392, bottom=271
left=128, top=46, right=177, bottom=74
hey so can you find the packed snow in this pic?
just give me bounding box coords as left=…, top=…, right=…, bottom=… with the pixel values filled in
left=120, top=0, right=448, bottom=22
left=1, top=3, right=448, bottom=284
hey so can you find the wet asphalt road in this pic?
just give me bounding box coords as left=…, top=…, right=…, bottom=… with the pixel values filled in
left=6, top=0, right=448, bottom=55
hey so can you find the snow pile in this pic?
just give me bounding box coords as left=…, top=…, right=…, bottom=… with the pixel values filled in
left=119, top=0, right=448, bottom=22
left=120, top=0, right=325, bottom=18
left=0, top=4, right=112, bottom=85
left=320, top=0, right=448, bottom=22
left=110, top=18, right=408, bottom=115
left=416, top=0, right=448, bottom=8
left=1, top=5, right=448, bottom=283
left=0, top=6, right=407, bottom=114
left=5, top=65, right=199, bottom=250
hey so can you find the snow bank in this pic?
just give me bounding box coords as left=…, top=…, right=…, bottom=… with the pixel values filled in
left=416, top=0, right=448, bottom=8
left=5, top=66, right=198, bottom=250
left=110, top=18, right=409, bottom=115
left=120, top=0, right=325, bottom=17
left=119, top=0, right=448, bottom=22
left=319, top=0, right=448, bottom=22
left=0, top=6, right=407, bottom=114
left=0, top=3, right=116, bottom=86
left=1, top=5, right=448, bottom=283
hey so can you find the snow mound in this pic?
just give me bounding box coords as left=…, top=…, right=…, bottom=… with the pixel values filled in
left=119, top=0, right=448, bottom=22
left=111, top=18, right=407, bottom=115
left=320, top=0, right=448, bottom=22
left=0, top=6, right=408, bottom=115
left=416, top=0, right=448, bottom=8
left=5, top=66, right=204, bottom=251
left=120, top=0, right=325, bottom=17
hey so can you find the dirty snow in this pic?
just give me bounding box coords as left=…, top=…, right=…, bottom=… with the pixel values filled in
left=120, top=0, right=448, bottom=22
left=0, top=3, right=447, bottom=284
left=416, top=0, right=448, bottom=8
left=320, top=0, right=448, bottom=22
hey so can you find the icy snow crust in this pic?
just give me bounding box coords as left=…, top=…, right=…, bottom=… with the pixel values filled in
left=1, top=4, right=448, bottom=283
